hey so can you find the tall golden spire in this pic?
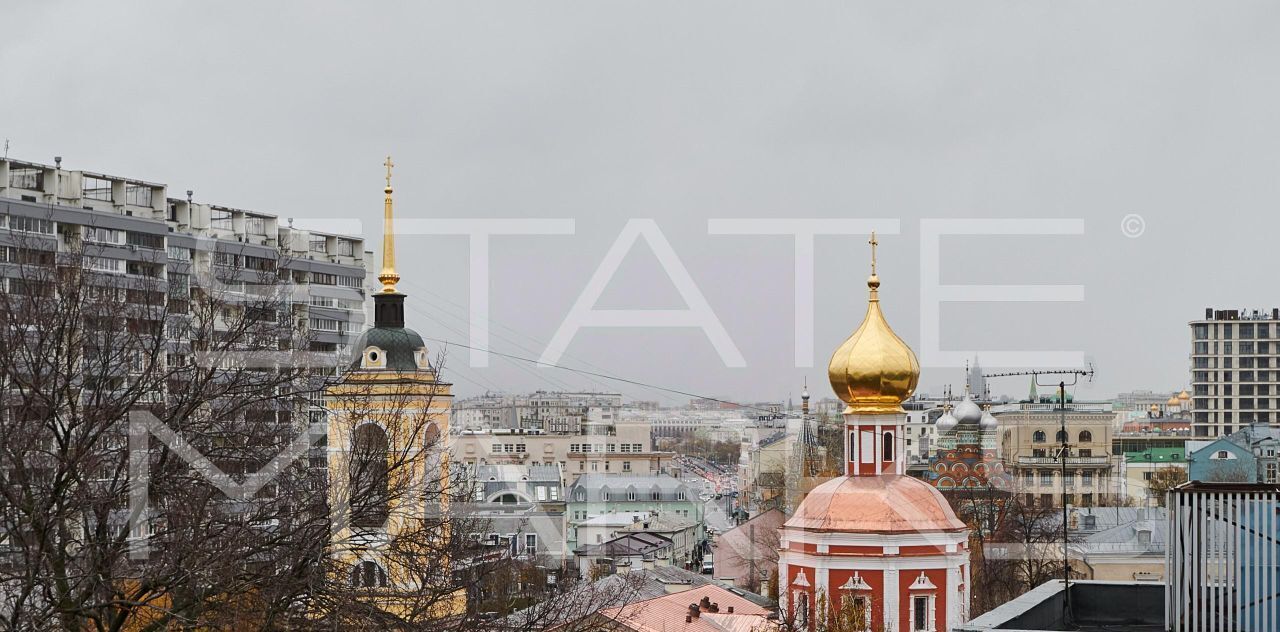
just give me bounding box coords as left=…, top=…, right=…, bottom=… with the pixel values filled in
left=378, top=155, right=400, bottom=294
left=827, top=232, right=920, bottom=414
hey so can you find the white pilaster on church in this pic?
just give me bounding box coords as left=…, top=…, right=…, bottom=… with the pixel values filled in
left=778, top=558, right=789, bottom=612
left=947, top=565, right=964, bottom=627
left=883, top=567, right=900, bottom=632
left=816, top=567, right=830, bottom=623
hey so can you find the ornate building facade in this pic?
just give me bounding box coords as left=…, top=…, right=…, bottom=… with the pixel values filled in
left=778, top=235, right=971, bottom=632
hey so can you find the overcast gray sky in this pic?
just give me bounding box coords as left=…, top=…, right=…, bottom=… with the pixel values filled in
left=5, top=1, right=1278, bottom=405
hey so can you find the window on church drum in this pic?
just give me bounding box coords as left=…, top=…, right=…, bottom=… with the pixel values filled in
left=849, top=431, right=856, bottom=461
left=913, top=596, right=929, bottom=630
left=350, top=424, right=390, bottom=528
left=1033, top=430, right=1046, bottom=443
left=883, top=431, right=894, bottom=461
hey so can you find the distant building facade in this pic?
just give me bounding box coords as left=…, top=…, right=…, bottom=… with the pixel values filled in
left=1186, top=423, right=1280, bottom=483
left=461, top=464, right=569, bottom=565
left=451, top=390, right=622, bottom=433
left=565, top=474, right=705, bottom=558
left=451, top=421, right=673, bottom=484
left=998, top=403, right=1124, bottom=507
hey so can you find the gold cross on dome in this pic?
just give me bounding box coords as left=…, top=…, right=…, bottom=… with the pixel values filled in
left=868, top=231, right=878, bottom=276
left=383, top=155, right=395, bottom=188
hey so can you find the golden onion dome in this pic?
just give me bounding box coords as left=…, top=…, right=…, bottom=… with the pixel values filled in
left=828, top=234, right=920, bottom=414
left=1178, top=390, right=1190, bottom=400
left=1167, top=396, right=1179, bottom=406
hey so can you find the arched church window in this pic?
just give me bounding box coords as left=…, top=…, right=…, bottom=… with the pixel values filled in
left=1078, top=430, right=1093, bottom=443
left=849, top=431, right=856, bottom=461
left=351, top=560, right=388, bottom=588
left=424, top=422, right=441, bottom=449
left=351, top=423, right=390, bottom=528
left=1056, top=430, right=1068, bottom=443
left=1033, top=430, right=1047, bottom=443
left=882, top=431, right=894, bottom=462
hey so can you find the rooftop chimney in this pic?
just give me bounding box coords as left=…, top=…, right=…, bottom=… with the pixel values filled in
left=688, top=603, right=700, bottom=618
left=728, top=606, right=735, bottom=613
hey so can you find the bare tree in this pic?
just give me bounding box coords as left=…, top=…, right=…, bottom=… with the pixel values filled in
left=775, top=587, right=880, bottom=632
left=712, top=511, right=782, bottom=595
left=0, top=230, right=325, bottom=629
left=1141, top=465, right=1187, bottom=511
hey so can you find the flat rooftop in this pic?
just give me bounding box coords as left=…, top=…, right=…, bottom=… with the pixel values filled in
left=958, top=580, right=1163, bottom=632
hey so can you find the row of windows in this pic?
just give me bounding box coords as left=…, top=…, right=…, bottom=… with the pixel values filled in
left=83, top=227, right=124, bottom=245
left=1193, top=370, right=1279, bottom=383
left=78, top=178, right=155, bottom=207
left=308, top=236, right=358, bottom=256
left=309, top=318, right=345, bottom=333
left=570, top=489, right=687, bottom=502
left=568, top=443, right=644, bottom=453
left=1022, top=470, right=1097, bottom=486
left=1192, top=398, right=1280, bottom=410
left=576, top=460, right=632, bottom=472
left=1193, top=413, right=1275, bottom=427
left=1195, top=322, right=1277, bottom=340
left=3, top=215, right=54, bottom=234
left=491, top=443, right=528, bottom=453
left=1196, top=356, right=1275, bottom=370
left=1032, top=430, right=1094, bottom=443
left=471, top=485, right=559, bottom=502
left=309, top=272, right=363, bottom=288
left=310, top=296, right=362, bottom=310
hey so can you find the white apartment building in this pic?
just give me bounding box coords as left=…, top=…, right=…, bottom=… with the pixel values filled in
left=0, top=157, right=368, bottom=364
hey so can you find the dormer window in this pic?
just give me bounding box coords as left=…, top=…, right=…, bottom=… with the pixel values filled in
left=362, top=346, right=386, bottom=370
left=414, top=348, right=430, bottom=370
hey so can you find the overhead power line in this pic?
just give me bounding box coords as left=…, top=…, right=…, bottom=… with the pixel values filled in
left=416, top=333, right=788, bottom=419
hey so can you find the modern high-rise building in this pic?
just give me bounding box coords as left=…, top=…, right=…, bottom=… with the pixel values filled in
left=1189, top=307, right=1280, bottom=437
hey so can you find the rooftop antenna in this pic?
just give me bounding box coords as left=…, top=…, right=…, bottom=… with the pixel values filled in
left=3, top=139, right=8, bottom=160
left=980, top=364, right=1096, bottom=627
